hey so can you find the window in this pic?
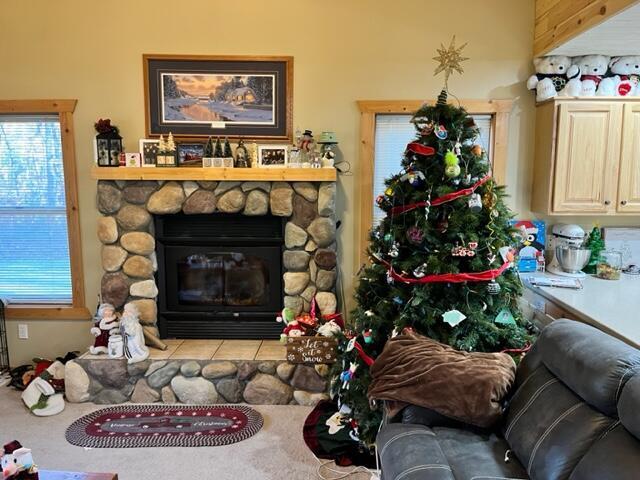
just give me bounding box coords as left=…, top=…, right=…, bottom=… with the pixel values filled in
left=356, top=99, right=512, bottom=267
left=0, top=100, right=88, bottom=319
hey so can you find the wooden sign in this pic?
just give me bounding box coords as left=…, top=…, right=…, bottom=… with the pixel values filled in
left=286, top=336, right=337, bottom=364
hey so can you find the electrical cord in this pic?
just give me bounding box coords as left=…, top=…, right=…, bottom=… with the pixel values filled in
left=315, top=457, right=380, bottom=480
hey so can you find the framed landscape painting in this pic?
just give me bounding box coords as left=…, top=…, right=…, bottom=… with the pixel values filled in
left=144, top=55, right=293, bottom=141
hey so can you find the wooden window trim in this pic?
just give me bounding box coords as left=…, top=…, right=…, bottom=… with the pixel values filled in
left=0, top=99, right=90, bottom=320
left=355, top=99, right=513, bottom=269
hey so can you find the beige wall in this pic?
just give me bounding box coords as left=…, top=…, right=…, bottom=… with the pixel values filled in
left=2, top=0, right=613, bottom=366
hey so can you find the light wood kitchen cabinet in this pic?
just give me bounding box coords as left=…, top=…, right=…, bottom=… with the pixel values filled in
left=532, top=98, right=640, bottom=215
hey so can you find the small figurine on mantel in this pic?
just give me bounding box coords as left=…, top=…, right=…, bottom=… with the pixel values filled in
left=89, top=303, right=120, bottom=355
left=234, top=139, right=249, bottom=168
left=120, top=303, right=149, bottom=364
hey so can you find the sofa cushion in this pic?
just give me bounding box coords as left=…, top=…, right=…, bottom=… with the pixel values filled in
left=433, top=427, right=528, bottom=480
left=618, top=373, right=640, bottom=439
left=569, top=424, right=640, bottom=480
left=503, top=364, right=613, bottom=479
left=537, top=320, right=640, bottom=416
left=378, top=423, right=454, bottom=480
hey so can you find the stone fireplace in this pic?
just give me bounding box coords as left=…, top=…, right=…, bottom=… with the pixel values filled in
left=96, top=179, right=337, bottom=350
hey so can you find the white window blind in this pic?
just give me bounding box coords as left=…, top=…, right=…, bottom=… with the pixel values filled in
left=373, top=113, right=492, bottom=226
left=0, top=115, right=72, bottom=304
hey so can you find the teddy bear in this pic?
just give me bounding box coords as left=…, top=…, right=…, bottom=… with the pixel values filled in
left=564, top=55, right=611, bottom=96
left=527, top=55, right=578, bottom=102
left=602, top=56, right=640, bottom=96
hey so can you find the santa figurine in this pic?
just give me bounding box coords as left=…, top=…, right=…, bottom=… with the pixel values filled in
left=120, top=303, right=149, bottom=364
left=1, top=441, right=38, bottom=479
left=89, top=303, right=119, bottom=355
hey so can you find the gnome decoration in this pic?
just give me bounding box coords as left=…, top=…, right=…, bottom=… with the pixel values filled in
left=120, top=303, right=149, bottom=364
left=20, top=361, right=65, bottom=417
left=1, top=441, right=38, bottom=480
left=89, top=303, right=120, bottom=355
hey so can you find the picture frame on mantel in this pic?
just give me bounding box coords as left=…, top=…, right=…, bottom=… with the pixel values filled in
left=143, top=54, right=293, bottom=142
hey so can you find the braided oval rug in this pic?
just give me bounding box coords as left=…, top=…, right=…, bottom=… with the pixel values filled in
left=65, top=404, right=263, bottom=448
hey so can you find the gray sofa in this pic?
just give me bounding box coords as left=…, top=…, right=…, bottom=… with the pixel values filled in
left=377, top=319, right=640, bottom=479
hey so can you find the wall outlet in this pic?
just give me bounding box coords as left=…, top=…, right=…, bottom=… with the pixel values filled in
left=18, top=324, right=28, bottom=339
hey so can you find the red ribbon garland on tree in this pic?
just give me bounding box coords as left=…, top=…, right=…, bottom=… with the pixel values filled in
left=389, top=175, right=491, bottom=215
left=406, top=142, right=436, bottom=157
left=353, top=340, right=375, bottom=366
left=379, top=257, right=511, bottom=284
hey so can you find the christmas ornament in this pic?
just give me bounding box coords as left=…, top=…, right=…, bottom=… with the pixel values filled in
left=445, top=164, right=461, bottom=178
left=384, top=233, right=393, bottom=242
left=432, top=35, right=469, bottom=88
left=364, top=310, right=375, bottom=317
left=436, top=216, right=449, bottom=233
left=468, top=193, right=482, bottom=213
left=389, top=242, right=400, bottom=258
left=454, top=141, right=462, bottom=155
left=487, top=280, right=501, bottom=295
left=471, top=144, right=483, bottom=157
left=406, top=226, right=425, bottom=245
left=421, top=122, right=434, bottom=135
left=384, top=186, right=394, bottom=196
left=386, top=271, right=394, bottom=284
left=444, top=150, right=459, bottom=166
left=362, top=329, right=373, bottom=344
left=376, top=195, right=385, bottom=206
left=340, top=362, right=358, bottom=389
left=495, top=308, right=516, bottom=325
left=407, top=170, right=425, bottom=187
left=372, top=230, right=382, bottom=240
left=413, top=263, right=427, bottom=278
left=462, top=174, right=472, bottom=186
left=442, top=309, right=467, bottom=327
left=435, top=125, right=448, bottom=140
left=392, top=296, right=404, bottom=305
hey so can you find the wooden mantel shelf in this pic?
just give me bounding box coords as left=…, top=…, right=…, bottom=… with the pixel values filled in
left=91, top=166, right=337, bottom=182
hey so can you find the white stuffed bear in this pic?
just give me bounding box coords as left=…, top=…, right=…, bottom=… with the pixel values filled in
left=602, top=56, right=640, bottom=96
left=564, top=55, right=610, bottom=96
left=527, top=55, right=578, bottom=102
left=21, top=360, right=65, bottom=416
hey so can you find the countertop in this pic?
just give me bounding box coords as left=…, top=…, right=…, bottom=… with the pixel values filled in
left=521, top=272, right=640, bottom=349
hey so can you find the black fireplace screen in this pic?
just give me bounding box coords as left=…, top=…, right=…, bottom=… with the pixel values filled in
left=177, top=252, right=269, bottom=306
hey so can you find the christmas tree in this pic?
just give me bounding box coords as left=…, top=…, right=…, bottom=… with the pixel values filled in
left=223, top=138, right=233, bottom=158
left=214, top=137, right=223, bottom=158
left=583, top=225, right=604, bottom=274
left=204, top=136, right=214, bottom=158
left=333, top=37, right=530, bottom=445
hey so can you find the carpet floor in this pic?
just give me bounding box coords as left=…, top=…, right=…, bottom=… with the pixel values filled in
left=0, top=387, right=373, bottom=480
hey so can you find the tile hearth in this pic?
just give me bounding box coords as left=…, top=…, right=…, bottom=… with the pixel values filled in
left=82, top=339, right=285, bottom=361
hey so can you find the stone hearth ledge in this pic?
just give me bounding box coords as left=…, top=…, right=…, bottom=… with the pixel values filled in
left=65, top=357, right=331, bottom=406
left=96, top=180, right=338, bottom=350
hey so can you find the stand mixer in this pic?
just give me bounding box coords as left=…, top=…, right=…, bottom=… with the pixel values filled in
left=547, top=224, right=591, bottom=278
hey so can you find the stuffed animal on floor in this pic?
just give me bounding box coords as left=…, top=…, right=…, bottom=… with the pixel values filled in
left=89, top=303, right=120, bottom=355
left=1, top=441, right=38, bottom=480
left=120, top=303, right=149, bottom=364
left=605, top=55, right=640, bottom=96
left=277, top=307, right=305, bottom=342
left=20, top=360, right=65, bottom=416
left=527, top=55, right=578, bottom=101
left=565, top=55, right=611, bottom=96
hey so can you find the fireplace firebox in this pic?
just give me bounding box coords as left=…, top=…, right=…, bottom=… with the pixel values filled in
left=155, top=213, right=284, bottom=339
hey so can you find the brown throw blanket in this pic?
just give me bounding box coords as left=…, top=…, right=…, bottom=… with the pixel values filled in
left=368, top=333, right=516, bottom=428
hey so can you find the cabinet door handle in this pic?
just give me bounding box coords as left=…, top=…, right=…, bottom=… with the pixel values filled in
left=621, top=200, right=628, bottom=206
left=604, top=200, right=611, bottom=205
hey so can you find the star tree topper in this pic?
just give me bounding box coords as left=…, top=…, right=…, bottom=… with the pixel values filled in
left=433, top=36, right=469, bottom=88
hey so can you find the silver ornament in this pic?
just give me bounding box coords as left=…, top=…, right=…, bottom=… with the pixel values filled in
left=386, top=271, right=395, bottom=284
left=468, top=193, right=482, bottom=213
left=487, top=280, right=501, bottom=295
left=389, top=242, right=400, bottom=258
left=413, top=263, right=427, bottom=278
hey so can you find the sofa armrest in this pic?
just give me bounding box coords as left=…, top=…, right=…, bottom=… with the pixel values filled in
left=377, top=423, right=455, bottom=480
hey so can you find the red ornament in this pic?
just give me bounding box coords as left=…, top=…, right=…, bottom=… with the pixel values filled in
left=406, top=142, right=436, bottom=157
left=406, top=226, right=425, bottom=244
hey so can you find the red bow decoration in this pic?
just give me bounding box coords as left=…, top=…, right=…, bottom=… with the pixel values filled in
left=406, top=142, right=436, bottom=157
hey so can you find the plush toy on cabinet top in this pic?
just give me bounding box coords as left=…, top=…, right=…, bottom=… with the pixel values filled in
left=607, top=56, right=640, bottom=96
left=564, top=55, right=611, bottom=96
left=527, top=55, right=578, bottom=101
